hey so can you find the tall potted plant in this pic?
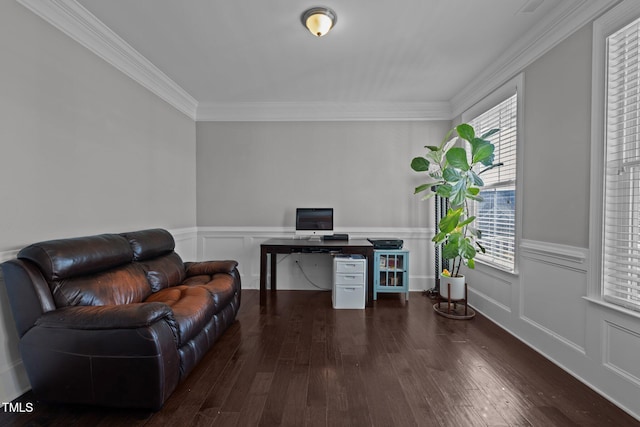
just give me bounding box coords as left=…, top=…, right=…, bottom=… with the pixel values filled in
left=410, top=123, right=500, bottom=300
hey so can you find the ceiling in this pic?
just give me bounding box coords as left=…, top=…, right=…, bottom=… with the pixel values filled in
left=20, top=0, right=615, bottom=120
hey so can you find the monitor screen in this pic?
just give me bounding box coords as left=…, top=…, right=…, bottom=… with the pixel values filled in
left=295, top=208, right=333, bottom=237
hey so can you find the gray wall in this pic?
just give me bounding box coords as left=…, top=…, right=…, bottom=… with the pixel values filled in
left=196, top=120, right=450, bottom=230
left=522, top=24, right=592, bottom=248
left=0, top=1, right=197, bottom=250
left=0, top=0, right=196, bottom=401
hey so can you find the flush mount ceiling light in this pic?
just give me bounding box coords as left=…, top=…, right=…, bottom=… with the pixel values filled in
left=301, top=7, right=337, bottom=37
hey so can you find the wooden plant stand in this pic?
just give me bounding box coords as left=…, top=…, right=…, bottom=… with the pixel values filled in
left=433, top=281, right=476, bottom=320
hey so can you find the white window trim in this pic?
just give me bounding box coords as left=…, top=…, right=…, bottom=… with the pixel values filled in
left=589, top=0, right=640, bottom=318
left=461, top=73, right=524, bottom=275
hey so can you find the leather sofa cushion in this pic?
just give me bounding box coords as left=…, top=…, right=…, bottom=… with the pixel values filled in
left=18, top=234, right=133, bottom=280
left=35, top=302, right=173, bottom=330
left=122, top=229, right=175, bottom=261
left=49, top=263, right=151, bottom=307
left=183, top=273, right=236, bottom=314
left=138, top=252, right=186, bottom=292
left=185, top=260, right=238, bottom=276
left=145, top=285, right=216, bottom=346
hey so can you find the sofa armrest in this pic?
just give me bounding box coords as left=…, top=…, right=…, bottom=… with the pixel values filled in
left=35, top=302, right=173, bottom=330
left=22, top=303, right=180, bottom=410
left=184, top=260, right=238, bottom=276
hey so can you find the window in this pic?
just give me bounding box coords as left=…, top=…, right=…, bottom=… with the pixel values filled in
left=466, top=92, right=518, bottom=272
left=601, top=15, right=640, bottom=312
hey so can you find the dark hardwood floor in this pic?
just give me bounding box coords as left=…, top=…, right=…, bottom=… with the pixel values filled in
left=2, top=290, right=638, bottom=427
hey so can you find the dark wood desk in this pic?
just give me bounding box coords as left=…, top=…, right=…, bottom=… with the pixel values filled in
left=260, top=238, right=375, bottom=307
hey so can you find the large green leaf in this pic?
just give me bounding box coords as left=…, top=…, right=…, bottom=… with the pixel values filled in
left=456, top=123, right=475, bottom=142
left=446, top=147, right=470, bottom=171
left=466, top=193, right=484, bottom=202
left=460, top=239, right=477, bottom=259
left=480, top=152, right=495, bottom=167
left=439, top=208, right=462, bottom=233
left=442, top=167, right=462, bottom=182
left=472, top=141, right=494, bottom=164
left=458, top=215, right=476, bottom=228
left=432, top=230, right=447, bottom=244
left=449, top=179, right=468, bottom=207
left=414, top=183, right=430, bottom=194
left=436, top=184, right=453, bottom=198
left=411, top=157, right=430, bottom=172
left=442, top=241, right=459, bottom=260
left=481, top=128, right=500, bottom=139
left=469, top=170, right=484, bottom=186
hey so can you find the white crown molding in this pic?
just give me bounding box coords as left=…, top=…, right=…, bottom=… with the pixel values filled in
left=16, top=0, right=199, bottom=120
left=16, top=0, right=620, bottom=122
left=450, top=0, right=621, bottom=118
left=196, top=101, right=452, bottom=122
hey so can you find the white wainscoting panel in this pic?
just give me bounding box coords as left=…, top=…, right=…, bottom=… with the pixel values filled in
left=467, top=265, right=513, bottom=324
left=604, top=321, right=640, bottom=387
left=170, top=227, right=198, bottom=262
left=519, top=240, right=588, bottom=353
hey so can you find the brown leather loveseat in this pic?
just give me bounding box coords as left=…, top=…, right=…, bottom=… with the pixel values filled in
left=0, top=228, right=241, bottom=410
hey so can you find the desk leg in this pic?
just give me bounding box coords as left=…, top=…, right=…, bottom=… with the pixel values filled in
left=260, top=247, right=267, bottom=306
left=366, top=247, right=374, bottom=307
left=270, top=252, right=277, bottom=293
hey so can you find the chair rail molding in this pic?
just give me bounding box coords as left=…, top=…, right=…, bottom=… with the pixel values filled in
left=519, top=239, right=588, bottom=268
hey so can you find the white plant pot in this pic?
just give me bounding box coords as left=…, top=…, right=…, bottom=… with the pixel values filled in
left=440, top=274, right=466, bottom=301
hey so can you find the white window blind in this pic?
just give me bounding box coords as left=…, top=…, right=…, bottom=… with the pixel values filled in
left=469, top=94, right=518, bottom=271
left=603, top=17, right=640, bottom=312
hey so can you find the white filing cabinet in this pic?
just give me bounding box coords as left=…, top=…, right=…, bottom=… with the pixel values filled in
left=332, top=255, right=366, bottom=309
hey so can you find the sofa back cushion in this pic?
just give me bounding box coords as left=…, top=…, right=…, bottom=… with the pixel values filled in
left=18, top=234, right=133, bottom=280
left=139, top=253, right=186, bottom=292
left=18, top=234, right=151, bottom=307
left=49, top=264, right=150, bottom=306
left=121, top=229, right=175, bottom=261
left=121, top=229, right=186, bottom=291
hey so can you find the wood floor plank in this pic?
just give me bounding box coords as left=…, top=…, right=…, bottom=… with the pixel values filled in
left=2, top=290, right=638, bottom=427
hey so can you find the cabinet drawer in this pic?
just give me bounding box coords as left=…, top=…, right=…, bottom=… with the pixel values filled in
left=334, top=273, right=365, bottom=286
left=333, top=285, right=365, bottom=309
left=335, top=260, right=365, bottom=273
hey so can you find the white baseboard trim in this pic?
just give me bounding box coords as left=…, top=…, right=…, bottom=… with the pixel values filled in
left=0, top=359, right=30, bottom=403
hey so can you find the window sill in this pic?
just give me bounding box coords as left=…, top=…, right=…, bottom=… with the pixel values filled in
left=474, top=257, right=518, bottom=277
left=583, top=296, right=640, bottom=320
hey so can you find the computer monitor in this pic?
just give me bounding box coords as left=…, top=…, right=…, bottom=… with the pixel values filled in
left=295, top=208, right=333, bottom=240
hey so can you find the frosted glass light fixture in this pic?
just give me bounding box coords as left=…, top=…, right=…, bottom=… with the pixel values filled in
left=301, top=7, right=337, bottom=37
